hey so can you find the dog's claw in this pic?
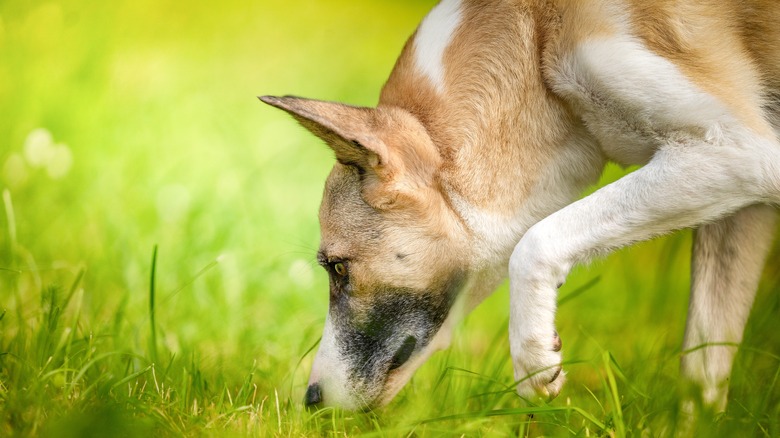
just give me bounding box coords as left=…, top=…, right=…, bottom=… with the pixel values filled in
left=513, top=331, right=565, bottom=402
left=517, top=368, right=565, bottom=402
left=549, top=366, right=562, bottom=383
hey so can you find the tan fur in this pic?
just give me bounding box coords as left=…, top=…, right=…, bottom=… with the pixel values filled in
left=355, top=0, right=780, bottom=285
left=262, top=0, right=780, bottom=409
left=629, top=0, right=773, bottom=137
left=382, top=1, right=580, bottom=214
left=554, top=0, right=780, bottom=135
left=381, top=0, right=780, bottom=219
left=319, top=162, right=468, bottom=294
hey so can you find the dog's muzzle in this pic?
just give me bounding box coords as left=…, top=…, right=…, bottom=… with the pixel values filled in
left=304, top=335, right=418, bottom=408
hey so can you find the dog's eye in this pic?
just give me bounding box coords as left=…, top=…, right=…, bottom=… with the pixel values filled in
left=333, top=262, right=347, bottom=277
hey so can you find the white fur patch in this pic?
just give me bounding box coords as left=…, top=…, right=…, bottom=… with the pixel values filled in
left=413, top=0, right=462, bottom=93
left=308, top=315, right=354, bottom=408
left=551, top=36, right=731, bottom=166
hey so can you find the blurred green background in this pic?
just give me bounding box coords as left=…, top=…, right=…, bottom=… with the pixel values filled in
left=1, top=1, right=779, bottom=436
left=1, top=0, right=435, bottom=372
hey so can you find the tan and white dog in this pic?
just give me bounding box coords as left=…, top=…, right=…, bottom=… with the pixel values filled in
left=261, top=0, right=780, bottom=411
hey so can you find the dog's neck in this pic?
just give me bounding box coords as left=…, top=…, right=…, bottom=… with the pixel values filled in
left=379, top=0, right=604, bottom=275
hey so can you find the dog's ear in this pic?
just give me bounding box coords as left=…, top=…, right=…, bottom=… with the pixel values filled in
left=259, top=95, right=392, bottom=178
left=260, top=95, right=440, bottom=210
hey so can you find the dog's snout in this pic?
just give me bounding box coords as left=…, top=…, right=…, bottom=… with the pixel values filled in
left=389, top=336, right=417, bottom=370
left=304, top=382, right=323, bottom=407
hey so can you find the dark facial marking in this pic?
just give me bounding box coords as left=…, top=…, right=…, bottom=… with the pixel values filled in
left=328, top=271, right=465, bottom=400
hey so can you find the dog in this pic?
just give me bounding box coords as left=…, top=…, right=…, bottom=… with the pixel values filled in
left=260, top=0, right=780, bottom=411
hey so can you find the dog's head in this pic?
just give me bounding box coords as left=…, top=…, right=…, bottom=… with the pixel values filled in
left=261, top=95, right=472, bottom=409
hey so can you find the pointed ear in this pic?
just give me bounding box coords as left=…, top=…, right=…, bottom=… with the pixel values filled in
left=260, top=95, right=442, bottom=210
left=259, top=95, right=392, bottom=178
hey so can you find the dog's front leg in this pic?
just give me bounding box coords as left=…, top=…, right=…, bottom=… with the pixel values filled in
left=508, top=141, right=768, bottom=400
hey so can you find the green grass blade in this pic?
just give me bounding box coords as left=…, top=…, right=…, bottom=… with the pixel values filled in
left=558, top=276, right=601, bottom=307
left=148, top=245, right=158, bottom=364
left=603, top=351, right=626, bottom=437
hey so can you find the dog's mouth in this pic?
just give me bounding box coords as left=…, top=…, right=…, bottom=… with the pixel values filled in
left=388, top=335, right=417, bottom=371
left=359, top=335, right=418, bottom=411
left=373, top=320, right=457, bottom=408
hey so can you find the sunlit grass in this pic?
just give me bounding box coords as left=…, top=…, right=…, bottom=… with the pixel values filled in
left=2, top=0, right=780, bottom=436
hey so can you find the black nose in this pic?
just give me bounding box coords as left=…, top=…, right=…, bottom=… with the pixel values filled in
left=304, top=383, right=322, bottom=407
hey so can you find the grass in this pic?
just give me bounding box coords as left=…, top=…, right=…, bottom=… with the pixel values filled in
left=1, top=0, right=779, bottom=436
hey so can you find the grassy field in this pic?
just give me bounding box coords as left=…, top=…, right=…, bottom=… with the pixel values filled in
left=1, top=1, right=779, bottom=436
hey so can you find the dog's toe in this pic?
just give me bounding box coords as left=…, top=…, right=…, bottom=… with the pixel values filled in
left=512, top=331, right=566, bottom=402
left=545, top=369, right=565, bottom=400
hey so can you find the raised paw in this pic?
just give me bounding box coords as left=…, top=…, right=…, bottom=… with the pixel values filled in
left=512, top=331, right=565, bottom=402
